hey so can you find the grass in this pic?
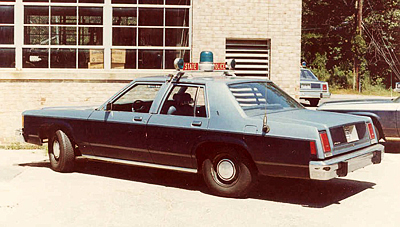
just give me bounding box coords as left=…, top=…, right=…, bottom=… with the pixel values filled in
left=0, top=142, right=46, bottom=150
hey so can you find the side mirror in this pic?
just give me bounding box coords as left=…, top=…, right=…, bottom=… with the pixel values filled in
left=106, top=102, right=113, bottom=111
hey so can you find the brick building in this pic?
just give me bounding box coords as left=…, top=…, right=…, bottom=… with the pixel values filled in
left=0, top=0, right=302, bottom=144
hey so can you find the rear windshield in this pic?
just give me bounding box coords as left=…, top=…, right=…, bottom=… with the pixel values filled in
left=229, top=82, right=303, bottom=116
left=300, top=69, right=318, bottom=80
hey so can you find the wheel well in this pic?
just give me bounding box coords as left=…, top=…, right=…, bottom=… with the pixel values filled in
left=195, top=142, right=258, bottom=173
left=39, top=124, right=82, bottom=156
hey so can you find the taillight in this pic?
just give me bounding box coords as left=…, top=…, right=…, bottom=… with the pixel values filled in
left=310, top=141, right=317, bottom=155
left=367, top=123, right=376, bottom=140
left=319, top=131, right=331, bottom=153
left=322, top=84, right=327, bottom=91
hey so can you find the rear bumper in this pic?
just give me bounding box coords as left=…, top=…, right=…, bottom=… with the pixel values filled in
left=18, top=128, right=42, bottom=146
left=309, top=143, right=384, bottom=180
left=300, top=90, right=331, bottom=99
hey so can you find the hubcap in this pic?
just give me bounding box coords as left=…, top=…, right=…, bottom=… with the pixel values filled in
left=216, top=159, right=236, bottom=181
left=53, top=140, right=61, bottom=159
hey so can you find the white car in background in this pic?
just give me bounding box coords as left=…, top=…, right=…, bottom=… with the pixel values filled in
left=300, top=68, right=331, bottom=107
left=394, top=82, right=400, bottom=93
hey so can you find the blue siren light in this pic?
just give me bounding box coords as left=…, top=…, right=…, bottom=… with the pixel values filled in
left=200, top=51, right=214, bottom=63
left=199, top=51, right=214, bottom=71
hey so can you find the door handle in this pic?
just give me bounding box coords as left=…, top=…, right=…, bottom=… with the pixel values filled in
left=133, top=116, right=143, bottom=122
left=192, top=121, right=202, bottom=127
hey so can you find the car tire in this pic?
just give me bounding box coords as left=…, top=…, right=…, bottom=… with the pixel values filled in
left=201, top=148, right=256, bottom=198
left=309, top=98, right=319, bottom=107
left=48, top=130, right=75, bottom=172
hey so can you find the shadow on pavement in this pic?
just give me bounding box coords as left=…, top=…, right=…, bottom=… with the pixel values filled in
left=19, top=159, right=375, bottom=208
left=249, top=176, right=375, bottom=208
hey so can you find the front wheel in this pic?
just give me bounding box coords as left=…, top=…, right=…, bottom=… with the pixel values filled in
left=48, top=130, right=75, bottom=172
left=201, top=148, right=256, bottom=197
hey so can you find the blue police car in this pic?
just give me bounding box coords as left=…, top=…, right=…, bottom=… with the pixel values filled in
left=21, top=52, right=383, bottom=197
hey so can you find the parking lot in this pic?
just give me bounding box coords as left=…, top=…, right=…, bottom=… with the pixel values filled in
left=0, top=142, right=399, bottom=227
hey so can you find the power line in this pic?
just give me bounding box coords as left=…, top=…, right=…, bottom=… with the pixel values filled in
left=362, top=0, right=400, bottom=79
left=362, top=23, right=400, bottom=80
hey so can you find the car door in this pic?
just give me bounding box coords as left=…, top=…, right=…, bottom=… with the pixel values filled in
left=146, top=84, right=209, bottom=168
left=87, top=82, right=163, bottom=162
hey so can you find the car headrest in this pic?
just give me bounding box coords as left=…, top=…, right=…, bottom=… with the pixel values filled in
left=173, top=93, right=192, bottom=104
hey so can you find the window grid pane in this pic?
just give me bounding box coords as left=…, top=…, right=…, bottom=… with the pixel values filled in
left=111, top=3, right=191, bottom=69
left=22, top=4, right=105, bottom=69
left=19, top=2, right=191, bottom=69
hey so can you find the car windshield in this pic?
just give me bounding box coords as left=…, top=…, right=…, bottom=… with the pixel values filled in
left=300, top=69, right=318, bottom=80
left=229, top=82, right=304, bottom=117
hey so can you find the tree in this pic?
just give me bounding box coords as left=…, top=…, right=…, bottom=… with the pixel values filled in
left=302, top=0, right=400, bottom=90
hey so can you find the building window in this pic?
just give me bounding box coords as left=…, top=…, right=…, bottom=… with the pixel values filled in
left=225, top=39, right=271, bottom=78
left=111, top=1, right=191, bottom=69
left=23, top=3, right=104, bottom=69
left=0, top=5, right=15, bottom=67
left=3, top=0, right=191, bottom=70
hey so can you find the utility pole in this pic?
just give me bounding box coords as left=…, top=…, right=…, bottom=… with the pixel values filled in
left=354, top=0, right=363, bottom=92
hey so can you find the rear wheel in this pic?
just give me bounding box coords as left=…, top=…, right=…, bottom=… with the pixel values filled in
left=48, top=130, right=75, bottom=172
left=201, top=148, right=256, bottom=197
left=308, top=98, right=320, bottom=107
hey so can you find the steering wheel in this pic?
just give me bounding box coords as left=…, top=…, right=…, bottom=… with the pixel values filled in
left=132, top=100, right=145, bottom=112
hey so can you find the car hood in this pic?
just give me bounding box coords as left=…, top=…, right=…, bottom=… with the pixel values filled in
left=318, top=98, right=392, bottom=108
left=41, top=105, right=99, bottom=111
left=266, top=109, right=369, bottom=130
left=23, top=105, right=98, bottom=119
left=317, top=98, right=397, bottom=112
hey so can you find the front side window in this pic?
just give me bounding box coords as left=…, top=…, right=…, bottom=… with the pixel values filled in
left=111, top=83, right=162, bottom=113
left=229, top=82, right=303, bottom=117
left=160, top=85, right=207, bottom=117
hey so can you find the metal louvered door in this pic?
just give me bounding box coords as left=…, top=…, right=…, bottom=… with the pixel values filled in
left=226, top=39, right=270, bottom=78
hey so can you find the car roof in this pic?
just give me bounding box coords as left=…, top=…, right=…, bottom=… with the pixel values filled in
left=134, top=71, right=271, bottom=85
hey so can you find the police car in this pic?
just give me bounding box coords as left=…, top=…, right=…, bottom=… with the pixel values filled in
left=21, top=52, right=383, bottom=197
left=300, top=68, right=331, bottom=107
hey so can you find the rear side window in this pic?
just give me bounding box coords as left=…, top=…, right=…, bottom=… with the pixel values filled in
left=229, top=82, right=302, bottom=116
left=300, top=69, right=318, bottom=80
left=160, top=85, right=207, bottom=117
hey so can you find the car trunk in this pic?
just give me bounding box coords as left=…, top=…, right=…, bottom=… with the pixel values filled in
left=268, top=109, right=374, bottom=158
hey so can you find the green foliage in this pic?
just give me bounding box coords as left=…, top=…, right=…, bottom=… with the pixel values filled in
left=309, top=53, right=330, bottom=81
left=330, top=65, right=354, bottom=89
left=0, top=142, right=45, bottom=150
left=302, top=0, right=400, bottom=92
